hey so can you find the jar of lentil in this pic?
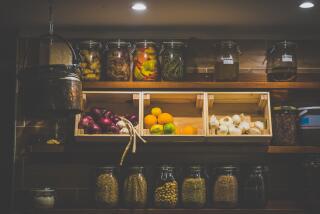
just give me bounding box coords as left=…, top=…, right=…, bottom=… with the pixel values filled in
left=272, top=106, right=299, bottom=145
left=105, top=40, right=131, bottom=81
left=160, top=41, right=185, bottom=81
left=214, top=41, right=241, bottom=81
left=243, top=166, right=267, bottom=208
left=213, top=166, right=239, bottom=208
left=182, top=165, right=206, bottom=208
left=30, top=188, right=55, bottom=209
left=95, top=166, right=119, bottom=208
left=154, top=165, right=179, bottom=208
left=123, top=166, right=148, bottom=208
left=133, top=40, right=159, bottom=81
left=78, top=40, right=102, bottom=81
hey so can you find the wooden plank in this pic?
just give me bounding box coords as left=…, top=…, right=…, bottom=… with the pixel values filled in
left=268, top=146, right=320, bottom=154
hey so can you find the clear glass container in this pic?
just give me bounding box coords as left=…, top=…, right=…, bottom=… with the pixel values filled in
left=266, top=41, right=297, bottom=82
left=243, top=166, right=267, bottom=208
left=214, top=41, right=240, bottom=81
left=95, top=166, right=119, bottom=208
left=105, top=40, right=131, bottom=81
left=304, top=155, right=320, bottom=211
left=133, top=41, right=159, bottom=81
left=182, top=165, right=206, bottom=208
left=213, top=166, right=239, bottom=208
left=78, top=40, right=102, bottom=81
left=154, top=165, right=179, bottom=208
left=31, top=188, right=55, bottom=209
left=272, top=106, right=299, bottom=145
left=160, top=41, right=185, bottom=81
left=123, top=166, right=148, bottom=208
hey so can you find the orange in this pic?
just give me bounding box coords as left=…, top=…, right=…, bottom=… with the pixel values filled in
left=181, top=126, right=197, bottom=135
left=157, top=113, right=174, bottom=125
left=144, top=114, right=157, bottom=128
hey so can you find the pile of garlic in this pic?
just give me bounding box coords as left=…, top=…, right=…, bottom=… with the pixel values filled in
left=209, top=113, right=265, bottom=136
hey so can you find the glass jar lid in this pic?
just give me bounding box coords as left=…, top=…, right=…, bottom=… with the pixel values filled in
left=215, top=165, right=239, bottom=173
left=220, top=40, right=238, bottom=48
left=108, top=40, right=131, bottom=48
left=31, top=187, right=55, bottom=193
left=276, top=41, right=297, bottom=49
left=273, top=106, right=298, bottom=112
left=136, top=40, right=156, bottom=47
left=162, top=41, right=185, bottom=48
left=80, top=40, right=100, bottom=48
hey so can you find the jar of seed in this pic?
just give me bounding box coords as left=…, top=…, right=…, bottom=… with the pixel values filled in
left=154, top=165, right=179, bottom=208
left=182, top=165, right=207, bottom=208
left=95, top=166, right=119, bottom=208
left=123, top=166, right=148, bottom=208
left=213, top=166, right=239, bottom=208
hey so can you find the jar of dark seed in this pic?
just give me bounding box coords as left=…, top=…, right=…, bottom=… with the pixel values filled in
left=213, top=166, right=239, bottom=208
left=95, top=166, right=119, bottom=208
left=272, top=106, right=299, bottom=145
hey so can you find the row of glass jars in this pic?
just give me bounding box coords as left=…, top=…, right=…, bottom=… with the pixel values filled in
left=95, top=165, right=267, bottom=209
left=76, top=39, right=298, bottom=82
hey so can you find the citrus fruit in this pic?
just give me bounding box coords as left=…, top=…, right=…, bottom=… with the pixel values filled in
left=151, top=107, right=162, bottom=117
left=157, top=113, right=174, bottom=125
left=144, top=114, right=157, bottom=128
left=150, top=124, right=164, bottom=134
left=181, top=126, right=197, bottom=135
left=163, top=123, right=176, bottom=134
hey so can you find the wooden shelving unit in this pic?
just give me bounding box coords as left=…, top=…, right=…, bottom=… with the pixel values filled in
left=268, top=146, right=320, bottom=154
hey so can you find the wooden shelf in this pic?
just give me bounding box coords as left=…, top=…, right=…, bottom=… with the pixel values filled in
left=83, top=81, right=320, bottom=90
left=268, top=146, right=320, bottom=154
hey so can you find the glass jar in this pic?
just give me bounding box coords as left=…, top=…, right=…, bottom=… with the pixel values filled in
left=272, top=106, right=299, bottom=145
left=133, top=41, right=159, bottom=81
left=213, top=166, right=239, bottom=208
left=243, top=166, right=267, bottom=208
left=106, top=40, right=131, bottom=81
left=95, top=166, right=119, bottom=208
left=266, top=41, right=297, bottom=82
left=160, top=41, right=185, bottom=81
left=182, top=165, right=206, bottom=208
left=78, top=40, right=102, bottom=81
left=154, top=165, right=179, bottom=208
left=214, top=41, right=240, bottom=81
left=123, top=166, right=148, bottom=208
left=304, top=155, right=320, bottom=210
left=31, top=188, right=55, bottom=209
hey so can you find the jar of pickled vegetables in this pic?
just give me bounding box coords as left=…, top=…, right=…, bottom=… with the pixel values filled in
left=78, top=40, right=102, bottom=81
left=160, top=41, right=185, bottom=81
left=106, top=40, right=131, bottom=81
left=154, top=165, right=179, bottom=208
left=133, top=41, right=159, bottom=81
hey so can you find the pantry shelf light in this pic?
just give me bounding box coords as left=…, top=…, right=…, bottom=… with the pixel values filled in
left=299, top=1, right=315, bottom=8
left=131, top=2, right=147, bottom=11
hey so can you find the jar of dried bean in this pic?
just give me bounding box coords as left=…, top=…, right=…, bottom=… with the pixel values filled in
left=78, top=40, right=102, bottom=81
left=154, top=165, right=179, bottom=208
left=105, top=40, right=131, bottom=81
left=272, top=106, right=299, bottom=145
left=95, top=166, right=119, bottom=208
left=213, top=166, right=239, bottom=208
left=123, top=166, right=148, bottom=208
left=182, top=165, right=206, bottom=208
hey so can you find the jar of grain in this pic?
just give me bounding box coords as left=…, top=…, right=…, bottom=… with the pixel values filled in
left=95, top=166, right=119, bottom=208
left=213, top=166, right=239, bottom=208
left=182, top=165, right=207, bottom=208
left=31, top=188, right=55, bottom=209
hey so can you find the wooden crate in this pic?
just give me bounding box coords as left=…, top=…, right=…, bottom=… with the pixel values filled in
left=74, top=91, right=141, bottom=143
left=206, top=92, right=272, bottom=144
left=142, top=92, right=206, bottom=142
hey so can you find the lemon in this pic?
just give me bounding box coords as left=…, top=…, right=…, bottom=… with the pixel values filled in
left=150, top=124, right=164, bottom=135
left=151, top=107, right=162, bottom=117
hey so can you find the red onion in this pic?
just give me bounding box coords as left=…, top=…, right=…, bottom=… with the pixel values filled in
left=78, top=115, right=94, bottom=128
left=112, top=115, right=121, bottom=124
left=109, top=124, right=120, bottom=134
left=98, top=117, right=113, bottom=129
left=103, top=110, right=114, bottom=118
left=87, top=122, right=101, bottom=134
left=129, top=114, right=138, bottom=126
left=90, top=107, right=102, bottom=119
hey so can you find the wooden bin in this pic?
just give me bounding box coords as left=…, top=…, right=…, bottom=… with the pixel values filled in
left=206, top=92, right=272, bottom=144
left=74, top=91, right=141, bottom=143
left=142, top=92, right=206, bottom=142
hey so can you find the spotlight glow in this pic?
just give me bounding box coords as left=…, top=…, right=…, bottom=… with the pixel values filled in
left=299, top=1, right=314, bottom=8
left=132, top=2, right=147, bottom=11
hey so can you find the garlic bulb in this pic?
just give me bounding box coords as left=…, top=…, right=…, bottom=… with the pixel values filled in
left=239, top=121, right=250, bottom=133
left=240, top=113, right=251, bottom=123
left=248, top=127, right=262, bottom=135
left=120, top=127, right=130, bottom=134
left=219, top=116, right=233, bottom=127
left=232, top=114, right=241, bottom=125
left=116, top=120, right=127, bottom=129
left=217, top=124, right=229, bottom=135
left=229, top=126, right=242, bottom=136
left=209, top=115, right=220, bottom=129
left=254, top=121, right=265, bottom=131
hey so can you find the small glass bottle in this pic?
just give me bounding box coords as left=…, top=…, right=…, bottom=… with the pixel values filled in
left=154, top=165, right=179, bottom=208
left=95, top=166, right=119, bottom=208
left=31, top=188, right=55, bottom=209
left=182, top=165, right=206, bottom=208
left=243, top=166, right=267, bottom=208
left=213, top=166, right=239, bottom=208
left=123, top=166, right=148, bottom=208
left=160, top=41, right=185, bottom=81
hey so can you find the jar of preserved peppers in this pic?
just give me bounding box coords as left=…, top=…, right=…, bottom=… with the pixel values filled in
left=133, top=41, right=159, bottom=81
left=182, top=165, right=206, bottom=208
left=214, top=41, right=241, bottom=81
left=154, top=165, right=179, bottom=208
left=106, top=40, right=131, bottom=81
left=95, top=166, right=119, bottom=208
left=78, top=40, right=102, bottom=81
left=272, top=106, right=299, bottom=145
left=160, top=41, right=185, bottom=81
